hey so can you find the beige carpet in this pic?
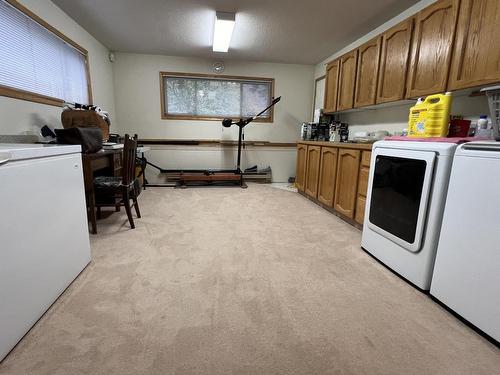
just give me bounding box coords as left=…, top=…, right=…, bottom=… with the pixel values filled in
left=1, top=184, right=499, bottom=375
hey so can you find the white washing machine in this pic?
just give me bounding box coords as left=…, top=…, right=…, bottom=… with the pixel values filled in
left=361, top=140, right=458, bottom=290
left=431, top=142, right=500, bottom=343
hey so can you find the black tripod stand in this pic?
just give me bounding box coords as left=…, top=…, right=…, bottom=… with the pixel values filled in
left=222, top=96, right=281, bottom=173
left=175, top=96, right=281, bottom=188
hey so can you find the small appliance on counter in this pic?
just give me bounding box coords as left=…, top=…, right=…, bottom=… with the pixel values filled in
left=300, top=112, right=339, bottom=141
left=328, top=121, right=349, bottom=143
left=300, top=122, right=317, bottom=140
left=338, top=122, right=349, bottom=142
left=300, top=122, right=308, bottom=140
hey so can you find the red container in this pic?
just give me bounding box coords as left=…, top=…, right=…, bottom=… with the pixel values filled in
left=448, top=119, right=471, bottom=137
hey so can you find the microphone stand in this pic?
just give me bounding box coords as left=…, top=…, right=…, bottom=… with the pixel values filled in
left=223, top=96, right=281, bottom=174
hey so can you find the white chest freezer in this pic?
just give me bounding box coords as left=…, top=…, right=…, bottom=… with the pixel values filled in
left=0, top=144, right=91, bottom=361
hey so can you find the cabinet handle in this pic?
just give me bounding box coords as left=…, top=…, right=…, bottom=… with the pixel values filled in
left=0, top=152, right=11, bottom=165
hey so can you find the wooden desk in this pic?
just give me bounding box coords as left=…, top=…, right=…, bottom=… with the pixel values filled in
left=82, top=149, right=122, bottom=234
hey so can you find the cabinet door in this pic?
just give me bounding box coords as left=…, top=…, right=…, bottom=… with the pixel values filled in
left=324, top=60, right=340, bottom=113
left=361, top=150, right=372, bottom=168
left=448, top=0, right=500, bottom=90
left=334, top=149, right=361, bottom=218
left=407, top=0, right=459, bottom=98
left=295, top=144, right=307, bottom=191
left=355, top=196, right=367, bottom=225
left=355, top=37, right=381, bottom=107
left=377, top=19, right=414, bottom=104
left=305, top=145, right=321, bottom=198
left=357, top=165, right=370, bottom=198
left=337, top=51, right=358, bottom=111
left=317, top=147, right=338, bottom=207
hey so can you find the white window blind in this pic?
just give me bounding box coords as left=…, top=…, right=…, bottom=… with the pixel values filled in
left=0, top=0, right=89, bottom=104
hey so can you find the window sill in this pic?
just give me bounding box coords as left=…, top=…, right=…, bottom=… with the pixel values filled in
left=161, top=114, right=273, bottom=123
left=0, top=85, right=64, bottom=107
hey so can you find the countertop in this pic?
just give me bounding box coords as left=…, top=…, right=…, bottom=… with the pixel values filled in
left=0, top=143, right=81, bottom=161
left=297, top=140, right=374, bottom=151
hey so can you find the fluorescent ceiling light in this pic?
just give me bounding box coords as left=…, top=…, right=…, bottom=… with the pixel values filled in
left=213, top=12, right=235, bottom=52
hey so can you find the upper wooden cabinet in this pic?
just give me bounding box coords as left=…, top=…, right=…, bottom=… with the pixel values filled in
left=449, top=0, right=500, bottom=90
left=317, top=147, right=338, bottom=207
left=295, top=144, right=307, bottom=192
left=376, top=19, right=414, bottom=104
left=305, top=145, right=321, bottom=198
left=324, top=60, right=340, bottom=113
left=407, top=0, right=460, bottom=98
left=354, top=37, right=381, bottom=108
left=337, top=51, right=358, bottom=111
left=334, top=149, right=361, bottom=219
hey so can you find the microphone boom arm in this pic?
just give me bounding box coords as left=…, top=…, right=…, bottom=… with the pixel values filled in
left=221, top=96, right=282, bottom=174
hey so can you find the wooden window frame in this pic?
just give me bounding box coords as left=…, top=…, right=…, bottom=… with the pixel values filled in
left=0, top=0, right=93, bottom=107
left=160, top=72, right=275, bottom=123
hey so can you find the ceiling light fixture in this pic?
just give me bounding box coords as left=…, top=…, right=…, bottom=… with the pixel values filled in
left=213, top=12, right=235, bottom=53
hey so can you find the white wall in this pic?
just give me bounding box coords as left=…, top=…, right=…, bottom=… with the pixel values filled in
left=339, top=94, right=490, bottom=137
left=113, top=53, right=314, bottom=182
left=0, top=0, right=116, bottom=137
left=313, top=0, right=490, bottom=137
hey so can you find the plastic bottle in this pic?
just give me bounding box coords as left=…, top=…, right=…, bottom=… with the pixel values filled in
left=408, top=92, right=453, bottom=137
left=475, top=115, right=491, bottom=138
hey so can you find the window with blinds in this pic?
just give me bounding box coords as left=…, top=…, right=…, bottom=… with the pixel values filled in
left=0, top=0, right=91, bottom=106
left=160, top=73, right=274, bottom=122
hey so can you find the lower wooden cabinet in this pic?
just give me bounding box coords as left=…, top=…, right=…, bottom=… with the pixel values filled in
left=295, top=144, right=307, bottom=191
left=317, top=147, right=338, bottom=206
left=355, top=151, right=372, bottom=225
left=296, top=142, right=371, bottom=228
left=357, top=166, right=369, bottom=197
left=334, top=149, right=361, bottom=219
left=355, top=196, right=367, bottom=225
left=304, top=145, right=321, bottom=198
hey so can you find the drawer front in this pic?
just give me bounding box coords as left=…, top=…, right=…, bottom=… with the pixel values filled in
left=357, top=166, right=369, bottom=197
left=361, top=151, right=372, bottom=167
left=355, top=195, right=367, bottom=225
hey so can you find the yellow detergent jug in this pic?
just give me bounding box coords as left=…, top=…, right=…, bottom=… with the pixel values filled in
left=408, top=92, right=452, bottom=137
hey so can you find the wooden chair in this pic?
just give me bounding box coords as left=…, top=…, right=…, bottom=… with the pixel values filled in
left=94, top=134, right=141, bottom=229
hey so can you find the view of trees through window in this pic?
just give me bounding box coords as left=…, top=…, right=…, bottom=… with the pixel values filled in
left=162, top=74, right=273, bottom=121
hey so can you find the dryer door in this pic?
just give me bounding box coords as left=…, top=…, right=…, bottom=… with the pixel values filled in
left=366, top=148, right=436, bottom=253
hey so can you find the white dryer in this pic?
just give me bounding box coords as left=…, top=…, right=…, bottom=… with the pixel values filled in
left=361, top=140, right=457, bottom=290
left=431, top=142, right=500, bottom=342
